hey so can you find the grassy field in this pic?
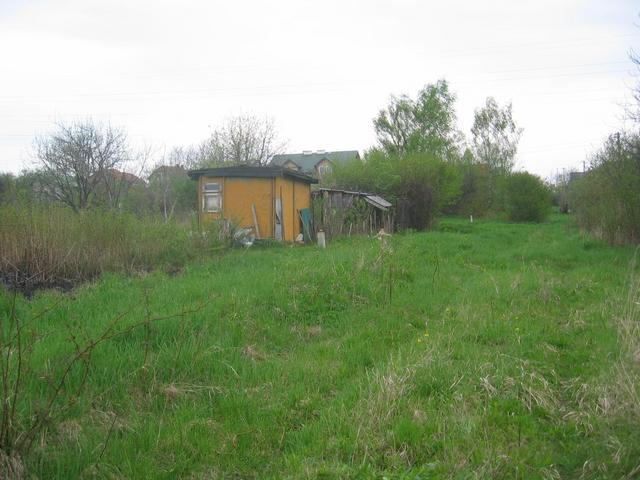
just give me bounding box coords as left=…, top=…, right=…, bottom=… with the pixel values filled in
left=1, top=215, right=639, bottom=478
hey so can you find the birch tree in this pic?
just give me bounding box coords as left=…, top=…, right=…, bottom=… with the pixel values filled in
left=471, top=97, right=522, bottom=175
left=373, top=80, right=460, bottom=161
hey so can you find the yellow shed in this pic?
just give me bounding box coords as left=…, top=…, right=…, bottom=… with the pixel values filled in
left=187, top=166, right=318, bottom=242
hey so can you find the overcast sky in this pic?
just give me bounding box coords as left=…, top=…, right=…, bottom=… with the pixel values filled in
left=1, top=0, right=638, bottom=178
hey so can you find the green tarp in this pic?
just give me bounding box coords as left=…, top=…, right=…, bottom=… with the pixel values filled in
left=299, top=208, right=312, bottom=243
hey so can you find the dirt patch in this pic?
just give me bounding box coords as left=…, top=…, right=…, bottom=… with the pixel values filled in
left=291, top=324, right=323, bottom=339
left=161, top=384, right=185, bottom=401
left=242, top=345, right=266, bottom=361
left=0, top=271, right=81, bottom=298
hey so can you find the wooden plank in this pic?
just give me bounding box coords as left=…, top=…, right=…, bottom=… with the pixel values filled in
left=275, top=197, right=283, bottom=241
left=279, top=186, right=285, bottom=241
left=251, top=204, right=261, bottom=239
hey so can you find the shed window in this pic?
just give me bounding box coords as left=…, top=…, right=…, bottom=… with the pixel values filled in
left=202, top=182, right=221, bottom=212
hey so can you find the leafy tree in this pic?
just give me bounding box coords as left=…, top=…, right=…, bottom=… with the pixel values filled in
left=119, top=182, right=154, bottom=217
left=471, top=97, right=522, bottom=175
left=147, top=164, right=195, bottom=221
left=0, top=173, right=16, bottom=204
left=373, top=80, right=460, bottom=161
left=504, top=172, right=551, bottom=222
left=455, top=162, right=492, bottom=217
left=372, top=95, right=415, bottom=155
left=197, top=115, right=286, bottom=167
left=13, top=170, right=49, bottom=205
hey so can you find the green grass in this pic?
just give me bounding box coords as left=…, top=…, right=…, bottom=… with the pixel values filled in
left=2, top=214, right=639, bottom=478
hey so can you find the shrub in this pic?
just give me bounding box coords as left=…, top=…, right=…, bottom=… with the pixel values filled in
left=504, top=172, right=551, bottom=222
left=453, top=162, right=492, bottom=217
left=570, top=132, right=640, bottom=244
left=329, top=150, right=462, bottom=230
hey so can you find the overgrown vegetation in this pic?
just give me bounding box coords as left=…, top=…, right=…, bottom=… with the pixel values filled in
left=570, top=132, right=640, bottom=244
left=504, top=172, right=552, bottom=222
left=328, top=81, right=550, bottom=228
left=330, top=151, right=462, bottom=229
left=0, top=215, right=638, bottom=478
left=0, top=204, right=229, bottom=294
left=559, top=45, right=640, bottom=245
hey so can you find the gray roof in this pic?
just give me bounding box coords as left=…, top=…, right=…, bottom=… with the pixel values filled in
left=187, top=166, right=318, bottom=184
left=312, top=187, right=392, bottom=211
left=270, top=150, right=360, bottom=173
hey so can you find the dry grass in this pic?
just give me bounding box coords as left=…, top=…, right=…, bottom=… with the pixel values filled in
left=350, top=349, right=431, bottom=465
left=615, top=255, right=640, bottom=421
left=242, top=345, right=266, bottom=361
left=553, top=256, right=640, bottom=478
left=56, top=420, right=83, bottom=446
left=290, top=324, right=322, bottom=339
left=0, top=450, right=25, bottom=480
left=0, top=204, right=224, bottom=293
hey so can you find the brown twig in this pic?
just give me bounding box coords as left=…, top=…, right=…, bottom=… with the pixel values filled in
left=11, top=298, right=210, bottom=453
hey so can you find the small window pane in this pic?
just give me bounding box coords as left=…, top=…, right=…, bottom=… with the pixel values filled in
left=203, top=193, right=221, bottom=212
left=203, top=183, right=220, bottom=192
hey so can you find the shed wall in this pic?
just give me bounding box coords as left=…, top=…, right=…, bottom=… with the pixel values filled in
left=197, top=174, right=311, bottom=242
left=275, top=177, right=295, bottom=241
left=198, top=176, right=274, bottom=238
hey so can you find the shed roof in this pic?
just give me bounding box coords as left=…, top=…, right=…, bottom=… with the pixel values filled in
left=187, top=166, right=318, bottom=184
left=270, top=150, right=360, bottom=173
left=312, top=187, right=393, bottom=211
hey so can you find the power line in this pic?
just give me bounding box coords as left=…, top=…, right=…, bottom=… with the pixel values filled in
left=0, top=66, right=632, bottom=105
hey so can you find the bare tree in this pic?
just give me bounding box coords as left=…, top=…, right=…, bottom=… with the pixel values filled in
left=33, top=120, right=135, bottom=210
left=166, top=145, right=200, bottom=169
left=197, top=115, right=286, bottom=167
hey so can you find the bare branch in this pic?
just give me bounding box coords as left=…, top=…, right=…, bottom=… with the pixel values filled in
left=197, top=115, right=286, bottom=167
left=32, top=120, right=137, bottom=210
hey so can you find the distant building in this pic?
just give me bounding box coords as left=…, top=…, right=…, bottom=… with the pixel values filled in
left=569, top=171, right=586, bottom=183
left=270, top=150, right=360, bottom=180
left=101, top=168, right=145, bottom=186
left=149, top=164, right=187, bottom=179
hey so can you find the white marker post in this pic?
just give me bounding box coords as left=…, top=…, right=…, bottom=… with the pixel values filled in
left=317, top=229, right=326, bottom=248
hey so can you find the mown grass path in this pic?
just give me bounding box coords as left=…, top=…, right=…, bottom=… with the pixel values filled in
left=3, top=215, right=638, bottom=478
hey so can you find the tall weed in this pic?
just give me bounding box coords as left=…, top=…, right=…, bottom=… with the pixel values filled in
left=0, top=204, right=224, bottom=292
